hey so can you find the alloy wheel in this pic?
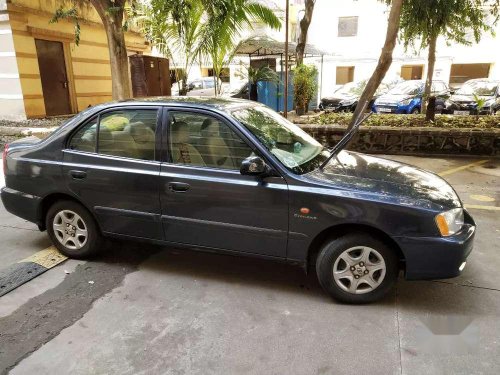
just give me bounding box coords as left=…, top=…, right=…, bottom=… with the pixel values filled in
left=332, top=246, right=386, bottom=294
left=53, top=210, right=88, bottom=250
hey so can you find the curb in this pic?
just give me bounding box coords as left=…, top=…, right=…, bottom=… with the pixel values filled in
left=0, top=126, right=57, bottom=138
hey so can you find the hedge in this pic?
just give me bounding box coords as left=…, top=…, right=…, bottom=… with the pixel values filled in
left=303, top=113, right=500, bottom=129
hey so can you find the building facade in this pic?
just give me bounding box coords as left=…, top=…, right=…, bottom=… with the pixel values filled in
left=301, top=0, right=500, bottom=97
left=0, top=0, right=150, bottom=120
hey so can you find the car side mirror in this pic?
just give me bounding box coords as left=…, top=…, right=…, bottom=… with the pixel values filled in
left=240, top=156, right=268, bottom=176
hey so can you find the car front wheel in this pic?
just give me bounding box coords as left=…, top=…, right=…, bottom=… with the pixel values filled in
left=46, top=200, right=103, bottom=259
left=316, top=233, right=399, bottom=304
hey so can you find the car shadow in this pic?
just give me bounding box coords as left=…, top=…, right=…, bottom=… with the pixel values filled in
left=95, top=241, right=401, bottom=306
left=92, top=241, right=494, bottom=315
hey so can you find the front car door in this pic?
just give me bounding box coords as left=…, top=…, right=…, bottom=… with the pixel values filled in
left=159, top=107, right=289, bottom=258
left=63, top=106, right=163, bottom=239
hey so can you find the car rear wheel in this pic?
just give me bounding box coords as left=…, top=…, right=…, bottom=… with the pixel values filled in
left=316, top=233, right=399, bottom=304
left=46, top=200, right=103, bottom=259
left=410, top=107, right=420, bottom=114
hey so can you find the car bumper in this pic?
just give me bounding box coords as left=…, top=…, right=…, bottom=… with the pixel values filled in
left=395, top=220, right=475, bottom=280
left=1, top=186, right=41, bottom=225
left=373, top=105, right=410, bottom=114
left=320, top=103, right=353, bottom=112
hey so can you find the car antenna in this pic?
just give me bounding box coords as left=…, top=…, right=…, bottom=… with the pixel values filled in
left=319, top=112, right=373, bottom=170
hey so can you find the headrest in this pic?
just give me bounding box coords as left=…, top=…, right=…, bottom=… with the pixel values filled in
left=170, top=121, right=189, bottom=144
left=200, top=118, right=219, bottom=137
left=126, top=122, right=155, bottom=144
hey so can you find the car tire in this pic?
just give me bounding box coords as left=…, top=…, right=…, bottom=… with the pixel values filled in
left=410, top=108, right=420, bottom=114
left=46, top=200, right=103, bottom=259
left=315, top=233, right=399, bottom=304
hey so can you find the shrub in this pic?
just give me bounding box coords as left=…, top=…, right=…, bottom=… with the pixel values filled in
left=293, top=64, right=318, bottom=114
left=304, top=113, right=500, bottom=129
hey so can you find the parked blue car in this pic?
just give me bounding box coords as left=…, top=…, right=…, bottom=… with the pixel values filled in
left=372, top=80, right=450, bottom=114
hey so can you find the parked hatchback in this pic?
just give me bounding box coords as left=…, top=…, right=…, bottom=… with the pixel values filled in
left=1, top=98, right=475, bottom=304
left=373, top=80, right=450, bottom=114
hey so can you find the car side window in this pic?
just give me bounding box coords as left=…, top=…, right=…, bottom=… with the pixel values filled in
left=69, top=116, right=98, bottom=152
left=168, top=111, right=253, bottom=170
left=98, top=109, right=158, bottom=161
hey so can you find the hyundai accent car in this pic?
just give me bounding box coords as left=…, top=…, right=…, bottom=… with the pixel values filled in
left=1, top=97, right=475, bottom=304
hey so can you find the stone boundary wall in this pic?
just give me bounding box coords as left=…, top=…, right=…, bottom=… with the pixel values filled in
left=299, top=124, right=500, bottom=157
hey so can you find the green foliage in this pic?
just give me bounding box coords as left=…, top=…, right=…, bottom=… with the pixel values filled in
left=50, top=6, right=81, bottom=45
left=399, top=0, right=496, bottom=50
left=293, top=64, right=318, bottom=109
left=139, top=0, right=281, bottom=96
left=239, top=65, right=280, bottom=84
left=307, top=112, right=500, bottom=129
left=198, top=0, right=281, bottom=95
left=473, top=93, right=487, bottom=112
left=138, top=0, right=205, bottom=94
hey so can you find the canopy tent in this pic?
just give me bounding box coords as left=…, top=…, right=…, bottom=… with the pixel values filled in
left=233, top=36, right=333, bottom=112
left=234, top=36, right=328, bottom=59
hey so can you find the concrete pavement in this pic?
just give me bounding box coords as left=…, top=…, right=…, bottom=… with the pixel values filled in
left=0, top=155, right=499, bottom=375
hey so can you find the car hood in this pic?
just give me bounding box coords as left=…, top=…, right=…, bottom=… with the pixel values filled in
left=376, top=94, right=413, bottom=104
left=306, top=151, right=461, bottom=210
left=322, top=93, right=359, bottom=102
left=450, top=94, right=492, bottom=103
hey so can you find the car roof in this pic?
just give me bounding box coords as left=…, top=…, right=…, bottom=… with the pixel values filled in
left=464, top=78, right=500, bottom=84
left=94, top=96, right=259, bottom=113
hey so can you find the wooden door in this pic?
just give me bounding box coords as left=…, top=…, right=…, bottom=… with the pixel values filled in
left=35, top=39, right=72, bottom=116
left=143, top=56, right=162, bottom=96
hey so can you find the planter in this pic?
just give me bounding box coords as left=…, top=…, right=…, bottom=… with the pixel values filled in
left=299, top=124, right=500, bottom=157
left=295, top=106, right=306, bottom=116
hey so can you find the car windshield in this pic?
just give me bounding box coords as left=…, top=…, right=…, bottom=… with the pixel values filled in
left=204, top=79, right=215, bottom=88
left=336, top=82, right=364, bottom=96
left=231, top=106, right=329, bottom=174
left=388, top=81, right=422, bottom=95
left=456, top=81, right=498, bottom=96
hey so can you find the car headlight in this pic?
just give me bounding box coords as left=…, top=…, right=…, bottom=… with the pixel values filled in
left=435, top=208, right=464, bottom=236
left=399, top=98, right=412, bottom=106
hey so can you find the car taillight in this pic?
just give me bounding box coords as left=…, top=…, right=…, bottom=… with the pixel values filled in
left=2, top=144, right=8, bottom=176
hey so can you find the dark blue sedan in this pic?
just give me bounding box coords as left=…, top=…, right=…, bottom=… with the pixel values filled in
left=1, top=98, right=475, bottom=303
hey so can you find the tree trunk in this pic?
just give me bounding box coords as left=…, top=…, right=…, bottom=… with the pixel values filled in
left=296, top=0, right=315, bottom=66
left=347, top=0, right=404, bottom=132
left=91, top=0, right=131, bottom=100
left=250, top=83, right=258, bottom=101
left=423, top=34, right=437, bottom=116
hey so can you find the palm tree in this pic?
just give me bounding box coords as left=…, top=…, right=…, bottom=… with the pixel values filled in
left=199, top=0, right=281, bottom=96
left=138, top=0, right=205, bottom=95
left=238, top=65, right=279, bottom=101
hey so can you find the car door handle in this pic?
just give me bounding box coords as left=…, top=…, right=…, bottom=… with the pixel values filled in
left=168, top=182, right=190, bottom=193
left=69, top=170, right=87, bottom=179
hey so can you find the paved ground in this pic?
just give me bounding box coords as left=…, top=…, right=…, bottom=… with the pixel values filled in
left=0, top=155, right=498, bottom=375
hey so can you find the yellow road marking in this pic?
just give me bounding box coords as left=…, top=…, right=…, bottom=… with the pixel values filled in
left=469, top=194, right=495, bottom=202
left=19, top=246, right=68, bottom=268
left=465, top=204, right=500, bottom=211
left=438, top=159, right=489, bottom=177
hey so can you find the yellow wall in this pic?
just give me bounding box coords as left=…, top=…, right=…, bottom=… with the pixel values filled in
left=8, top=0, right=150, bottom=118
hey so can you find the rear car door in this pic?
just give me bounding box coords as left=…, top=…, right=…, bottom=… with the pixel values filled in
left=159, top=108, right=289, bottom=258
left=63, top=106, right=163, bottom=240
